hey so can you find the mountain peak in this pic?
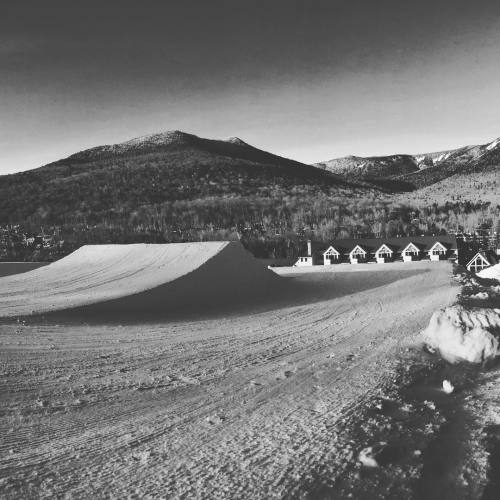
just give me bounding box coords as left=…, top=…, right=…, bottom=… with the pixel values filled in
left=486, top=137, right=500, bottom=151
left=121, top=130, right=197, bottom=147
left=66, top=130, right=200, bottom=161
left=226, top=137, right=249, bottom=147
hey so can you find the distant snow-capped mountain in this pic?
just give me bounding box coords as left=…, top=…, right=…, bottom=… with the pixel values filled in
left=316, top=136, right=500, bottom=188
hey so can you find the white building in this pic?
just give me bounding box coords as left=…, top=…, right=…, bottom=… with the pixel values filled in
left=428, top=241, right=448, bottom=261
left=294, top=240, right=314, bottom=267
left=374, top=243, right=393, bottom=263
left=466, top=251, right=498, bottom=273
left=349, top=245, right=367, bottom=264
left=401, top=242, right=420, bottom=262
left=323, top=246, right=341, bottom=265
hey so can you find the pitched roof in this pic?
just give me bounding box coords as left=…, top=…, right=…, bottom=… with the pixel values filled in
left=323, top=245, right=340, bottom=255
left=466, top=251, right=499, bottom=268
left=375, top=243, right=394, bottom=254
left=350, top=244, right=368, bottom=255
left=314, top=236, right=457, bottom=255
left=428, top=241, right=448, bottom=252
left=401, top=242, right=421, bottom=252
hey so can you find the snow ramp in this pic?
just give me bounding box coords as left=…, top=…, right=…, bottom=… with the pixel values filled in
left=0, top=242, right=280, bottom=319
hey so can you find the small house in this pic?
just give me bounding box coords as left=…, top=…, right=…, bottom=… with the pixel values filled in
left=401, top=242, right=420, bottom=262
left=349, top=244, right=367, bottom=264
left=428, top=241, right=448, bottom=261
left=295, top=256, right=313, bottom=266
left=294, top=240, right=314, bottom=267
left=374, top=243, right=394, bottom=263
left=323, top=246, right=341, bottom=265
left=466, top=251, right=498, bottom=273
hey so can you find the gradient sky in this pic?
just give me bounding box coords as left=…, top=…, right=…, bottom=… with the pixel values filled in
left=1, top=0, right=500, bottom=174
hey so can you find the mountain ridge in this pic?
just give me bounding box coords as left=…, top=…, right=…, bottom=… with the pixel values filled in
left=0, top=130, right=391, bottom=228
left=0, top=129, right=498, bottom=261
left=316, top=136, right=500, bottom=188
left=49, top=129, right=332, bottom=177
left=65, top=131, right=254, bottom=162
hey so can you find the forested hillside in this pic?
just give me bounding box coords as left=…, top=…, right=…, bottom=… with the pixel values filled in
left=318, top=136, right=500, bottom=193
left=1, top=131, right=499, bottom=261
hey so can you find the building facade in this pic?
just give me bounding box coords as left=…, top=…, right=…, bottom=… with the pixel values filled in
left=295, top=236, right=458, bottom=267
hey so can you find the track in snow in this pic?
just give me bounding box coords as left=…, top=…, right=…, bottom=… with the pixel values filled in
left=0, top=261, right=459, bottom=498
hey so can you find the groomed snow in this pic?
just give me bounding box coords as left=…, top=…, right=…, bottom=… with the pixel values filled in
left=0, top=260, right=457, bottom=497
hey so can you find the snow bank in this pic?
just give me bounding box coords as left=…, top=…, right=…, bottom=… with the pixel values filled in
left=0, top=242, right=279, bottom=318
left=422, top=306, right=500, bottom=364
left=478, top=264, right=500, bottom=281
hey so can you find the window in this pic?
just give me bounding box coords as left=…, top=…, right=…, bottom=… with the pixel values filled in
left=325, top=249, right=339, bottom=259
left=377, top=246, right=392, bottom=258
left=431, top=243, right=446, bottom=255
left=469, top=257, right=489, bottom=272
left=404, top=244, right=419, bottom=256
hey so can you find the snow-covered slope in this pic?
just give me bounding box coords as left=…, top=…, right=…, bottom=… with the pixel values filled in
left=317, top=136, right=500, bottom=188
left=316, top=154, right=419, bottom=178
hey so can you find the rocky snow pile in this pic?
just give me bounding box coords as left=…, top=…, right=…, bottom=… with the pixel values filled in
left=422, top=305, right=500, bottom=364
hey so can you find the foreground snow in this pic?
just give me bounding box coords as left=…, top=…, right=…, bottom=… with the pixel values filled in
left=0, top=262, right=457, bottom=498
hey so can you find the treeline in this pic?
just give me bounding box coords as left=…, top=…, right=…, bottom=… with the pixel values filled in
left=5, top=195, right=499, bottom=261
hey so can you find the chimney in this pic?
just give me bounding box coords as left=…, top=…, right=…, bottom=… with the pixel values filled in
left=307, top=240, right=312, bottom=257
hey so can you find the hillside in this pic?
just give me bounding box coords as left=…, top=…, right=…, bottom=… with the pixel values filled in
left=1, top=131, right=499, bottom=262
left=0, top=131, right=386, bottom=227
left=394, top=169, right=500, bottom=206
left=398, top=138, right=500, bottom=190
left=0, top=131, right=403, bottom=261
left=317, top=137, right=500, bottom=196
left=316, top=154, right=420, bottom=178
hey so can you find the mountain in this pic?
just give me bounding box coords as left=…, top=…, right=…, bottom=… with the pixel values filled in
left=398, top=138, right=500, bottom=189
left=63, top=130, right=313, bottom=168
left=0, top=130, right=387, bottom=227
left=316, top=154, right=419, bottom=178
left=317, top=137, right=500, bottom=192
left=1, top=130, right=499, bottom=261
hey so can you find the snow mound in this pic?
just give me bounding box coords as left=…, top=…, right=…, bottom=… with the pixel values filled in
left=0, top=241, right=279, bottom=318
left=442, top=380, right=454, bottom=394
left=422, top=305, right=500, bottom=364
left=478, top=263, right=500, bottom=281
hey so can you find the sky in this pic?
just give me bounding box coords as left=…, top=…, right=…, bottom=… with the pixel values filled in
left=1, top=0, right=500, bottom=174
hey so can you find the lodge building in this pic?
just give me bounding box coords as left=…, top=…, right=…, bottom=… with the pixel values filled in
left=295, top=236, right=458, bottom=267
left=466, top=251, right=499, bottom=273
